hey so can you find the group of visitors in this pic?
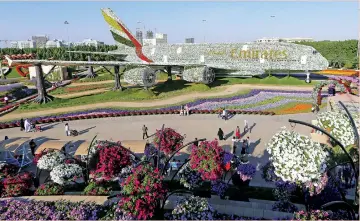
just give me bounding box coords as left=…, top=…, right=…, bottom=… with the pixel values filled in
left=19, top=118, right=37, bottom=132
left=179, top=104, right=190, bottom=116
left=216, top=120, right=253, bottom=155
left=232, top=136, right=251, bottom=155
left=217, top=120, right=251, bottom=140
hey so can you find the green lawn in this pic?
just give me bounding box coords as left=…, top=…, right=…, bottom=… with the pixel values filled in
left=17, top=80, right=228, bottom=112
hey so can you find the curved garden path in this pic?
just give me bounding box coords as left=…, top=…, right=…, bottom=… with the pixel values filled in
left=54, top=88, right=110, bottom=98
left=1, top=84, right=313, bottom=121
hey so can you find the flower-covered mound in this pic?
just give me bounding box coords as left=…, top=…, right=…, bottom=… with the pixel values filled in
left=316, top=111, right=355, bottom=147
left=119, top=164, right=167, bottom=220
left=190, top=140, right=224, bottom=180
left=267, top=127, right=328, bottom=183
left=34, top=182, right=65, bottom=196
left=50, top=163, right=84, bottom=185
left=237, top=163, right=256, bottom=181
left=37, top=151, right=66, bottom=171
left=169, top=196, right=215, bottom=220
left=92, top=142, right=132, bottom=180
left=153, top=127, right=184, bottom=155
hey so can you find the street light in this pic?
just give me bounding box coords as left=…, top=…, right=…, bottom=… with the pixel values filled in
left=202, top=19, right=206, bottom=43
left=64, top=21, right=71, bottom=61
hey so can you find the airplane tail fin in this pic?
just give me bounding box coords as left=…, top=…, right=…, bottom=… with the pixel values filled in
left=101, top=8, right=142, bottom=48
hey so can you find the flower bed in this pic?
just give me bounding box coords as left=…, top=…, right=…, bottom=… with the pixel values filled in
left=34, top=182, right=64, bottom=196
left=1, top=89, right=321, bottom=130
left=37, top=151, right=66, bottom=171
left=0, top=172, right=33, bottom=197
left=51, top=84, right=112, bottom=95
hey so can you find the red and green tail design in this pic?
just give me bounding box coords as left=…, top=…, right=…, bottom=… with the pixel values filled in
left=101, top=8, right=153, bottom=63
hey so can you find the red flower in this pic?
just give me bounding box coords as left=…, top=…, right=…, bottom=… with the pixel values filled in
left=119, top=164, right=167, bottom=220
left=152, top=128, right=184, bottom=155
left=190, top=140, right=224, bottom=180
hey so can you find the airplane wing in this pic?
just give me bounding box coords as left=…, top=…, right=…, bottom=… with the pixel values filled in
left=5, top=56, right=202, bottom=68
left=67, top=51, right=127, bottom=56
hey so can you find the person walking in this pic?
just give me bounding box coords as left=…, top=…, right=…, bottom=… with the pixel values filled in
left=24, top=119, right=31, bottom=132
left=4, top=95, right=9, bottom=105
left=185, top=104, right=190, bottom=116
left=194, top=138, right=199, bottom=147
left=246, top=136, right=251, bottom=156
left=244, top=119, right=249, bottom=133
left=231, top=136, right=238, bottom=154
left=20, top=118, right=25, bottom=131
left=217, top=128, right=224, bottom=140
left=235, top=126, right=241, bottom=139
left=65, top=123, right=70, bottom=136
left=142, top=125, right=149, bottom=139
left=29, top=139, right=37, bottom=156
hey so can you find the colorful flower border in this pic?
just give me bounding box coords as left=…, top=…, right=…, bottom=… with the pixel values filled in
left=0, top=89, right=320, bottom=130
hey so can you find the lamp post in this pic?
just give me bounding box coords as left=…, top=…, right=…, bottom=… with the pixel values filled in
left=202, top=19, right=206, bottom=43
left=64, top=21, right=71, bottom=61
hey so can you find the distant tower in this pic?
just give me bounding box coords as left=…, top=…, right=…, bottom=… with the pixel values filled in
left=146, top=31, right=154, bottom=39
left=136, top=30, right=143, bottom=45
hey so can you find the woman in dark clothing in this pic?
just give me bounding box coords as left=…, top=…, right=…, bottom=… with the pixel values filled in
left=20, top=119, right=25, bottom=131
left=29, top=139, right=37, bottom=156
left=217, top=128, right=224, bottom=140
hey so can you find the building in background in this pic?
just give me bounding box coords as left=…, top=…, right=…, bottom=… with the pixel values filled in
left=32, top=35, right=49, bottom=48
left=155, top=33, right=167, bottom=45
left=73, top=39, right=104, bottom=47
left=146, top=30, right=154, bottom=39
left=10, top=40, right=35, bottom=49
left=185, top=38, right=195, bottom=43
left=256, top=37, right=313, bottom=43
left=45, top=39, right=66, bottom=48
left=142, top=33, right=168, bottom=46
left=136, top=30, right=143, bottom=45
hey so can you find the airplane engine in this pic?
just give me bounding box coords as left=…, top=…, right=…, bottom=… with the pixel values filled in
left=182, top=66, right=215, bottom=84
left=123, top=66, right=157, bottom=87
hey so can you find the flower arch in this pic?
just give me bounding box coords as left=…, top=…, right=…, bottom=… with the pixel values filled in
left=312, top=80, right=350, bottom=107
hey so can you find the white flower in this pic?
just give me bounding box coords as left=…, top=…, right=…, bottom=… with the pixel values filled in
left=171, top=196, right=214, bottom=220
left=50, top=163, right=83, bottom=185
left=37, top=151, right=66, bottom=171
left=266, top=127, right=328, bottom=183
left=316, top=111, right=355, bottom=147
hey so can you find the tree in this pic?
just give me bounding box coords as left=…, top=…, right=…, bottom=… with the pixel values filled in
left=113, top=65, right=123, bottom=91
left=33, top=64, right=54, bottom=104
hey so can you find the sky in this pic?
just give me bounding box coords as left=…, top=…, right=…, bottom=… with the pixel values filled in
left=0, top=1, right=358, bottom=46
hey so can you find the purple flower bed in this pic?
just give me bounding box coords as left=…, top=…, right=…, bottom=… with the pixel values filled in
left=237, top=163, right=256, bottom=181
left=0, top=199, right=103, bottom=220
left=192, top=90, right=314, bottom=110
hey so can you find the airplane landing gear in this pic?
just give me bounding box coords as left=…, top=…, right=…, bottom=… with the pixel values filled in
left=305, top=71, right=311, bottom=84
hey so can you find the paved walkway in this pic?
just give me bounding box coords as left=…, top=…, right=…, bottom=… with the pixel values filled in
left=1, top=84, right=313, bottom=121
left=0, top=113, right=317, bottom=188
